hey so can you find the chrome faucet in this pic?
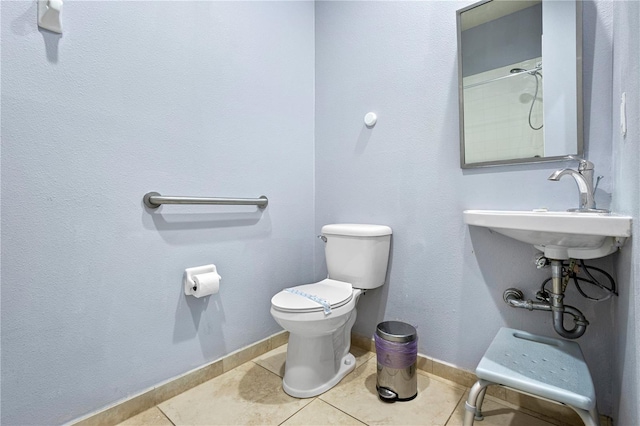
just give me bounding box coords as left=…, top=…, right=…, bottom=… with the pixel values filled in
left=548, top=159, right=606, bottom=212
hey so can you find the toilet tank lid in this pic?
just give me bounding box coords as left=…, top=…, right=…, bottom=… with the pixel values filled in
left=322, top=224, right=392, bottom=237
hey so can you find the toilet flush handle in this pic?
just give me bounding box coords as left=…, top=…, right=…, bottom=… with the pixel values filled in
left=317, top=235, right=327, bottom=243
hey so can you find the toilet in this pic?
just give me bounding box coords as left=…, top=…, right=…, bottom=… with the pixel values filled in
left=270, top=223, right=392, bottom=398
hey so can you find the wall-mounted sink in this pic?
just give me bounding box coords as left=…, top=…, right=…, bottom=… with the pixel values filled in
left=463, top=209, right=632, bottom=260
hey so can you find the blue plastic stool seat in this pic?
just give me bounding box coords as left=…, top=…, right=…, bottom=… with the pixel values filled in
left=463, top=328, right=599, bottom=426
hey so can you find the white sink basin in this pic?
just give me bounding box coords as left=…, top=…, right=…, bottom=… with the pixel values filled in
left=463, top=209, right=632, bottom=259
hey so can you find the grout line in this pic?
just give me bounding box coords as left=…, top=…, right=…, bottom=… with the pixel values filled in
left=317, top=399, right=369, bottom=425
left=251, top=359, right=284, bottom=379
left=276, top=397, right=316, bottom=426
left=315, top=357, right=375, bottom=425
left=443, top=389, right=468, bottom=426
left=156, top=405, right=177, bottom=426
left=250, top=360, right=318, bottom=426
left=355, top=355, right=376, bottom=372
left=251, top=359, right=324, bottom=424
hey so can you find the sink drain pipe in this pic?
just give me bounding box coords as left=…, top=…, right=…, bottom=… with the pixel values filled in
left=504, top=260, right=588, bottom=339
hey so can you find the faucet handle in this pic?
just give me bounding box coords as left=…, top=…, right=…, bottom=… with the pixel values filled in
left=594, top=175, right=604, bottom=193
left=566, top=156, right=594, bottom=172
left=577, top=159, right=594, bottom=172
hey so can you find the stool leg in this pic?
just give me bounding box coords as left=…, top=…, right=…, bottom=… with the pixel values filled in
left=475, top=387, right=487, bottom=420
left=569, top=406, right=600, bottom=426
left=464, top=380, right=491, bottom=426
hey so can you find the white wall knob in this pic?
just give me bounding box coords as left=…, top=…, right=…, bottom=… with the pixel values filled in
left=364, top=112, right=377, bottom=127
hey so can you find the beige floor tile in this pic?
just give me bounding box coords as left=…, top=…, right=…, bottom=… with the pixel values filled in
left=254, top=345, right=375, bottom=379
left=504, top=389, right=583, bottom=426
left=319, top=358, right=466, bottom=425
left=446, top=393, right=556, bottom=426
left=281, top=399, right=365, bottom=425
left=254, top=345, right=287, bottom=377
left=158, top=362, right=312, bottom=425
left=352, top=346, right=376, bottom=367
left=116, top=407, right=173, bottom=426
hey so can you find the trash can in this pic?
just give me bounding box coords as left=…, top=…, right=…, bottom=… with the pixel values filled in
left=375, top=321, right=418, bottom=402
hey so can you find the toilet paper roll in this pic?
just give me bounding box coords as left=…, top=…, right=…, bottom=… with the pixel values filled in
left=192, top=272, right=220, bottom=298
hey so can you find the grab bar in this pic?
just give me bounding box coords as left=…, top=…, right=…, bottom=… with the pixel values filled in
left=143, top=192, right=268, bottom=209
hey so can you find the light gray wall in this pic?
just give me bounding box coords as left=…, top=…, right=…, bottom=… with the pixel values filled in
left=611, top=0, right=640, bottom=424
left=315, top=0, right=618, bottom=416
left=0, top=1, right=315, bottom=424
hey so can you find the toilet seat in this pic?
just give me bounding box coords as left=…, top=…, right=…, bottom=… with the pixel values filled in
left=271, top=279, right=353, bottom=313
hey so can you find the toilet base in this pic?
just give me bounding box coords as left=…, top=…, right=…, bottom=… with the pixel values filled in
left=272, top=290, right=363, bottom=399
left=283, top=353, right=356, bottom=398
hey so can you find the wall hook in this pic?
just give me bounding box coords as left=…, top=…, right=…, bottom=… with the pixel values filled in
left=364, top=112, right=377, bottom=127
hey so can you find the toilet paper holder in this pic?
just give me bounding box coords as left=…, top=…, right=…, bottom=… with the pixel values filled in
left=184, top=264, right=219, bottom=295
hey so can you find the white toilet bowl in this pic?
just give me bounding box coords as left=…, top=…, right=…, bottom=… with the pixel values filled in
left=271, top=279, right=362, bottom=398
left=270, top=224, right=392, bottom=398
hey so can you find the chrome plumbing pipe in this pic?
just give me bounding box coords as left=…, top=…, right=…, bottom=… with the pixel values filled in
left=503, top=259, right=588, bottom=339
left=552, top=303, right=589, bottom=339
left=503, top=289, right=551, bottom=312
left=548, top=260, right=588, bottom=339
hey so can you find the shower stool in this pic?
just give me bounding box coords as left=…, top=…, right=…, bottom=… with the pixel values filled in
left=463, top=327, right=599, bottom=426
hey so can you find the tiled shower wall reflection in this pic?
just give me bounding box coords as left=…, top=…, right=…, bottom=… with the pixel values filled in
left=463, top=58, right=543, bottom=164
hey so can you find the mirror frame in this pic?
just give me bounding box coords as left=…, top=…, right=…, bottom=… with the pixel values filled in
left=457, top=0, right=583, bottom=169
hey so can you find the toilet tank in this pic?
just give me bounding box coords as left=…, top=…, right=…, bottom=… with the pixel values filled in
left=322, top=224, right=392, bottom=290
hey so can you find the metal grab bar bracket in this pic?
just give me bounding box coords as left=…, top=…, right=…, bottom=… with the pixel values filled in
left=143, top=192, right=162, bottom=208
left=143, top=192, right=268, bottom=209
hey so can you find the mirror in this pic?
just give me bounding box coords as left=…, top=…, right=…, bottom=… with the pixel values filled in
left=457, top=0, right=583, bottom=168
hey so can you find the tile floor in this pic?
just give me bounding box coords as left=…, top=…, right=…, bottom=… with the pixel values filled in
left=118, top=345, right=559, bottom=426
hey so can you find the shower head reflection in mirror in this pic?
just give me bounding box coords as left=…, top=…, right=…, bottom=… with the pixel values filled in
left=510, top=66, right=544, bottom=131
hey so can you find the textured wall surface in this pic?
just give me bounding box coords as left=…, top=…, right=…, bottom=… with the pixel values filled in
left=1, top=1, right=315, bottom=423
left=314, top=0, right=618, bottom=415
left=611, top=0, right=640, bottom=424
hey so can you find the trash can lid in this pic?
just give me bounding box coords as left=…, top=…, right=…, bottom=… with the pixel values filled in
left=376, top=321, right=417, bottom=343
